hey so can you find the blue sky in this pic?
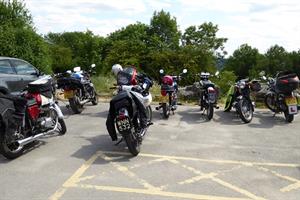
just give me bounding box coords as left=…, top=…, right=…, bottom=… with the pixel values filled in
left=25, top=0, right=300, bottom=56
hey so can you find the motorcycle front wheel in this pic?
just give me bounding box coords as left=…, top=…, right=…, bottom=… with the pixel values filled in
left=91, top=88, right=98, bottom=105
left=238, top=99, right=253, bottom=123
left=146, top=106, right=152, bottom=122
left=0, top=125, right=24, bottom=159
left=205, top=103, right=214, bottom=120
left=264, top=93, right=276, bottom=112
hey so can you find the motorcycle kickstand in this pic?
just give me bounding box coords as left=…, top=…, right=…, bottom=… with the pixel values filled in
left=115, top=138, right=123, bottom=146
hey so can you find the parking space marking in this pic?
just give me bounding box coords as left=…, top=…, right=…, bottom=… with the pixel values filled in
left=76, top=183, right=252, bottom=200
left=49, top=150, right=300, bottom=200
left=102, top=151, right=300, bottom=168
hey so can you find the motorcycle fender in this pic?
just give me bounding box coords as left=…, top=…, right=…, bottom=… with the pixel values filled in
left=53, top=103, right=64, bottom=119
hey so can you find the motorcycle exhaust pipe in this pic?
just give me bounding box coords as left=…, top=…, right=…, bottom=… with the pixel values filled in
left=17, top=128, right=57, bottom=147
left=80, top=99, right=90, bottom=105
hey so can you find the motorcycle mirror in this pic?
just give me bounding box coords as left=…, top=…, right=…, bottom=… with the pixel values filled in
left=66, top=70, right=72, bottom=74
left=183, top=69, right=187, bottom=74
left=262, top=76, right=267, bottom=80
left=91, top=64, right=96, bottom=68
left=73, top=66, right=81, bottom=72
left=159, top=69, right=164, bottom=74
left=215, top=71, right=220, bottom=76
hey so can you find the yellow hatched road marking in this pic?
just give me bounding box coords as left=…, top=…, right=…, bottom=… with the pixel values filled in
left=77, top=184, right=252, bottom=200
left=101, top=151, right=300, bottom=168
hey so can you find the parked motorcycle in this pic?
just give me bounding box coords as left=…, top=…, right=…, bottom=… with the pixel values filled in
left=55, top=64, right=98, bottom=114
left=262, top=71, right=299, bottom=122
left=196, top=71, right=219, bottom=120
left=107, top=67, right=153, bottom=156
left=156, top=69, right=187, bottom=119
left=0, top=76, right=66, bottom=159
left=224, top=78, right=261, bottom=123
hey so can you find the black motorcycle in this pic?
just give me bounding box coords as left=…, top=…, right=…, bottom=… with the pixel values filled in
left=107, top=67, right=153, bottom=156
left=55, top=64, right=98, bottom=114
left=196, top=71, right=219, bottom=120
left=224, top=78, right=261, bottom=123
left=262, top=71, right=299, bottom=122
left=0, top=76, right=66, bottom=159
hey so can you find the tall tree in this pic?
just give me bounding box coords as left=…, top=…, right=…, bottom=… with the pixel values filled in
left=148, top=10, right=181, bottom=51
left=224, top=44, right=261, bottom=79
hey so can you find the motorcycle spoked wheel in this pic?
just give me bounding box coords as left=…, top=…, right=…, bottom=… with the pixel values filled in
left=124, top=132, right=141, bottom=156
left=48, top=108, right=67, bottom=135
left=146, top=106, right=152, bottom=122
left=162, top=103, right=170, bottom=119
left=91, top=88, right=98, bottom=106
left=238, top=99, right=253, bottom=123
left=203, top=103, right=214, bottom=120
left=264, top=94, right=276, bottom=112
left=0, top=125, right=25, bottom=159
left=69, top=92, right=84, bottom=114
left=284, top=110, right=294, bottom=123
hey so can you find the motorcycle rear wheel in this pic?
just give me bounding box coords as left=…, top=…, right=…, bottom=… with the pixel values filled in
left=238, top=99, right=253, bottom=123
left=0, top=125, right=24, bottom=159
left=69, top=95, right=83, bottom=114
left=284, top=111, right=294, bottom=123
left=124, top=133, right=140, bottom=156
left=162, top=103, right=170, bottom=119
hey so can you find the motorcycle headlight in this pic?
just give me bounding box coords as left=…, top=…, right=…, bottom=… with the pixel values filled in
left=239, top=82, right=246, bottom=89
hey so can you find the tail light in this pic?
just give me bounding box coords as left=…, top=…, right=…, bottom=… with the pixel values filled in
left=161, top=90, right=167, bottom=96
left=207, top=87, right=216, bottom=93
left=26, top=93, right=42, bottom=105
left=280, top=79, right=289, bottom=84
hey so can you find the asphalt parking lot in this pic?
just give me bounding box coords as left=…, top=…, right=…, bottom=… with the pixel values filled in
left=0, top=103, right=300, bottom=200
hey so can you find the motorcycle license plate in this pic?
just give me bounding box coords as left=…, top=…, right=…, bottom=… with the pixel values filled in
left=285, top=96, right=298, bottom=114
left=117, top=118, right=131, bottom=132
left=285, top=96, right=297, bottom=105
left=64, top=90, right=75, bottom=99
left=160, top=95, right=169, bottom=103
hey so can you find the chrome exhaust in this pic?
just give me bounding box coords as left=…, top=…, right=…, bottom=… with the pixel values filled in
left=80, top=99, right=90, bottom=105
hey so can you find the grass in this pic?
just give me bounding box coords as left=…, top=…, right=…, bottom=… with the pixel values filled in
left=92, top=75, right=116, bottom=97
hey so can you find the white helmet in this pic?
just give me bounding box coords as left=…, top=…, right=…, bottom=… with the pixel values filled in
left=112, top=64, right=123, bottom=76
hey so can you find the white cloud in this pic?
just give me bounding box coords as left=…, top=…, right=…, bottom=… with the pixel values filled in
left=25, top=0, right=300, bottom=54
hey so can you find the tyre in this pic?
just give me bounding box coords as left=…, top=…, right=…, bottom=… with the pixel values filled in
left=146, top=106, right=152, bottom=122
left=91, top=88, right=98, bottom=105
left=69, top=95, right=83, bottom=114
left=124, top=133, right=140, bottom=156
left=0, top=125, right=24, bottom=159
left=205, top=103, right=214, bottom=120
left=238, top=99, right=253, bottom=123
left=162, top=103, right=169, bottom=119
left=57, top=118, right=67, bottom=135
left=264, top=93, right=276, bottom=112
left=284, top=111, right=294, bottom=123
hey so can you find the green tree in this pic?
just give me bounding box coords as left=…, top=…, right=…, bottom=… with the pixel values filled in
left=0, top=0, right=52, bottom=73
left=148, top=10, right=181, bottom=51
left=224, top=44, right=261, bottom=79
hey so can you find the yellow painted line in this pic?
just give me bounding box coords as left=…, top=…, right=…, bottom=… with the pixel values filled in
left=257, top=166, right=300, bottom=183
left=281, top=182, right=300, bottom=192
left=101, top=151, right=300, bottom=168
left=48, top=151, right=100, bottom=200
left=76, top=184, right=252, bottom=200
left=99, top=153, right=160, bottom=191
left=168, top=158, right=265, bottom=200
left=178, top=173, right=218, bottom=185
left=210, top=177, right=266, bottom=200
